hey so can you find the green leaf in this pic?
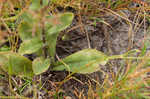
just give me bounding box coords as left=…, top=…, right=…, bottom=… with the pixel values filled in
left=53, top=49, right=109, bottom=74
left=19, top=12, right=42, bottom=41
left=42, top=0, right=49, bottom=7
left=18, top=21, right=33, bottom=40
left=32, top=57, right=50, bottom=75
left=21, top=12, right=35, bottom=23
left=0, top=52, right=33, bottom=77
left=19, top=37, right=43, bottom=55
left=29, top=0, right=49, bottom=11
left=18, top=12, right=36, bottom=41
left=0, top=45, right=11, bottom=52
left=29, top=0, right=41, bottom=11
left=47, top=12, right=74, bottom=34
left=46, top=32, right=59, bottom=58
left=46, top=12, right=74, bottom=57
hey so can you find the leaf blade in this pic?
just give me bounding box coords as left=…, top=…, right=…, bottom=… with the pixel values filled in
left=19, top=37, right=43, bottom=55
left=53, top=49, right=108, bottom=74
left=45, top=12, right=74, bottom=57
left=46, top=12, right=74, bottom=34
left=0, top=52, right=33, bottom=77
left=32, top=57, right=50, bottom=75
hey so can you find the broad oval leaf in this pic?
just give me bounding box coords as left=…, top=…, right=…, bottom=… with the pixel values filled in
left=32, top=57, right=50, bottom=75
left=0, top=52, right=33, bottom=77
left=19, top=37, right=43, bottom=55
left=18, top=21, right=33, bottom=40
left=46, top=12, right=74, bottom=34
left=45, top=12, right=74, bottom=57
left=53, top=49, right=109, bottom=74
left=19, top=12, right=42, bottom=41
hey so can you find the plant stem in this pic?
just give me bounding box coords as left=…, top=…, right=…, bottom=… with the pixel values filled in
left=108, top=55, right=150, bottom=60
left=41, top=20, right=48, bottom=58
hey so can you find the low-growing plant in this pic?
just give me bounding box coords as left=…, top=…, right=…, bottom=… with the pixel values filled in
left=0, top=0, right=150, bottom=99
left=0, top=0, right=150, bottom=79
left=0, top=0, right=73, bottom=77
